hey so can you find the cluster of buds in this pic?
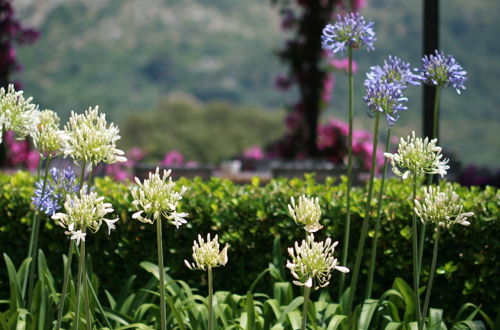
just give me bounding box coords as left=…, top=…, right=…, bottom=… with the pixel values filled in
left=286, top=234, right=349, bottom=290
left=32, top=167, right=79, bottom=216
left=63, top=106, right=126, bottom=165
left=0, top=84, right=39, bottom=144
left=31, top=109, right=66, bottom=158
left=131, top=167, right=188, bottom=227
left=415, top=185, right=474, bottom=229
left=384, top=131, right=449, bottom=179
left=288, top=195, right=323, bottom=233
left=51, top=188, right=118, bottom=245
left=419, top=50, right=466, bottom=94
left=184, top=233, right=228, bottom=271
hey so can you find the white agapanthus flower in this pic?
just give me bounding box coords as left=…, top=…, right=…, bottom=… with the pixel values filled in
left=415, top=185, right=474, bottom=229
left=288, top=195, right=323, bottom=233
left=52, top=188, right=118, bottom=245
left=130, top=167, right=188, bottom=227
left=286, top=234, right=349, bottom=290
left=384, top=131, right=449, bottom=179
left=31, top=109, right=67, bottom=157
left=63, top=106, right=126, bottom=165
left=184, top=233, right=229, bottom=271
left=0, top=84, right=39, bottom=144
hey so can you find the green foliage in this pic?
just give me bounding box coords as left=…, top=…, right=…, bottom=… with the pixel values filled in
left=1, top=252, right=491, bottom=329
left=0, top=171, right=499, bottom=321
left=119, top=94, right=284, bottom=163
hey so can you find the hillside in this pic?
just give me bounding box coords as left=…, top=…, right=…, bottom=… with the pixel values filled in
left=12, top=0, right=500, bottom=167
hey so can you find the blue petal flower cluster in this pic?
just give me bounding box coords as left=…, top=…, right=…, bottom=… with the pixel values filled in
left=364, top=82, right=408, bottom=126
left=365, top=55, right=422, bottom=88
left=32, top=167, right=79, bottom=216
left=419, top=50, right=466, bottom=94
left=322, top=13, right=376, bottom=55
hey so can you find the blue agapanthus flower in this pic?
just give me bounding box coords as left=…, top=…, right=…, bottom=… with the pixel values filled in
left=32, top=167, right=80, bottom=216
left=419, top=50, right=466, bottom=94
left=365, top=55, right=422, bottom=88
left=322, top=13, right=376, bottom=55
left=364, top=81, right=408, bottom=126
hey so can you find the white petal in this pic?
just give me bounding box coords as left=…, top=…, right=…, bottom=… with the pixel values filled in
left=335, top=266, right=350, bottom=273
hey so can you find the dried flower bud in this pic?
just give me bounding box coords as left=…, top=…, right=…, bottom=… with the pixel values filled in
left=184, top=233, right=228, bottom=271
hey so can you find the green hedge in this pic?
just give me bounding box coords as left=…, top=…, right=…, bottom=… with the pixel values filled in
left=0, top=171, right=499, bottom=318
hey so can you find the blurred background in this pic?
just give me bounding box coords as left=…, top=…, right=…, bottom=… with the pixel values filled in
left=5, top=0, right=500, bottom=182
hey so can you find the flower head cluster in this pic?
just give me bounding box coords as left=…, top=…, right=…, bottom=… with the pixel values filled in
left=0, top=84, right=39, bottom=144
left=131, top=167, right=188, bottom=227
left=286, top=234, right=349, bottom=290
left=63, top=106, right=126, bottom=165
left=384, top=131, right=449, bottom=179
left=366, top=55, right=422, bottom=87
left=419, top=50, right=466, bottom=94
left=364, top=81, right=408, bottom=126
left=52, top=188, right=118, bottom=245
left=31, top=110, right=66, bottom=158
left=322, top=13, right=375, bottom=55
left=184, top=233, right=229, bottom=271
left=288, top=195, right=322, bottom=233
left=415, top=185, right=474, bottom=228
left=32, top=167, right=80, bottom=216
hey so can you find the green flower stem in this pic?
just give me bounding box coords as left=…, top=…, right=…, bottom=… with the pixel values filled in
left=412, top=174, right=423, bottom=330
left=55, top=239, right=75, bottom=330
left=74, top=235, right=86, bottom=330
left=301, top=286, right=311, bottom=330
left=421, top=228, right=440, bottom=327
left=419, top=87, right=441, bottom=276
left=25, top=156, right=51, bottom=305
left=432, top=87, right=441, bottom=142
left=208, top=266, right=213, bottom=330
left=156, top=218, right=167, bottom=330
left=22, top=158, right=42, bottom=298
left=339, top=45, right=354, bottom=299
left=82, top=255, right=92, bottom=330
left=365, top=128, right=391, bottom=299
left=347, top=114, right=380, bottom=313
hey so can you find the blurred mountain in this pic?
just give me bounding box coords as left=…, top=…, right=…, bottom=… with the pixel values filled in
left=12, top=0, right=500, bottom=167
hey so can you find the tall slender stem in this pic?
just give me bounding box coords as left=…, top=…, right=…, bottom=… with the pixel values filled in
left=412, top=174, right=423, bottom=330
left=156, top=218, right=167, bottom=330
left=55, top=240, right=75, bottom=330
left=82, top=254, right=92, bottom=330
left=208, top=266, right=213, bottom=330
left=432, top=87, right=441, bottom=142
left=22, top=158, right=42, bottom=299
left=25, top=157, right=51, bottom=305
left=339, top=45, right=354, bottom=299
left=365, top=128, right=391, bottom=299
left=420, top=87, right=441, bottom=274
left=422, top=228, right=440, bottom=326
left=301, top=286, right=312, bottom=330
left=74, top=237, right=86, bottom=330
left=347, top=114, right=380, bottom=313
